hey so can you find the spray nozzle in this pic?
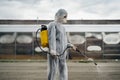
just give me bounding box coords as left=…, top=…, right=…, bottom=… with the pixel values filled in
left=75, top=48, right=97, bottom=66
left=87, top=58, right=94, bottom=61
left=87, top=58, right=97, bottom=65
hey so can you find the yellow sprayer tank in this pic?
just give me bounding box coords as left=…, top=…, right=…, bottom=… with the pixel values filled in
left=40, top=25, right=49, bottom=47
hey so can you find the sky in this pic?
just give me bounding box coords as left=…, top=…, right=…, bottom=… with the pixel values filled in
left=0, top=0, right=120, bottom=20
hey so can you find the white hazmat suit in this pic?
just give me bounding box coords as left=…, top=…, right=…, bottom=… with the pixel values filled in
left=48, top=9, right=68, bottom=80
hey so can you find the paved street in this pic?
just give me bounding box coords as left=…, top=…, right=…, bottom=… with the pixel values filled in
left=0, top=61, right=120, bottom=80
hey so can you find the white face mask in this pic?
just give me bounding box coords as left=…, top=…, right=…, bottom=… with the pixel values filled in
left=56, top=17, right=67, bottom=23
left=63, top=18, right=67, bottom=23
left=55, top=14, right=67, bottom=23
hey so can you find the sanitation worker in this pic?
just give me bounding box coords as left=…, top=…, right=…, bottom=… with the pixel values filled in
left=48, top=9, right=76, bottom=80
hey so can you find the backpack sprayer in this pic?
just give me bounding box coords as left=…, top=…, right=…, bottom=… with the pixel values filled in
left=35, top=25, right=68, bottom=56
left=36, top=25, right=97, bottom=65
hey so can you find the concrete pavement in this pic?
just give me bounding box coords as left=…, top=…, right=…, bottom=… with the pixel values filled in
left=0, top=61, right=120, bottom=80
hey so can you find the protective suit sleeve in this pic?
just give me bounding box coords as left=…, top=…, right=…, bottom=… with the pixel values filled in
left=48, top=23, right=57, bottom=55
left=66, top=32, right=72, bottom=47
left=66, top=32, right=76, bottom=50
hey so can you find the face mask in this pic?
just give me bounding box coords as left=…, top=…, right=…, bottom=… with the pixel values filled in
left=63, top=18, right=67, bottom=23
left=62, top=15, right=67, bottom=23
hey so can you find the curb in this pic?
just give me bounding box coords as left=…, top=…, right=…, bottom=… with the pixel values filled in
left=0, top=59, right=119, bottom=63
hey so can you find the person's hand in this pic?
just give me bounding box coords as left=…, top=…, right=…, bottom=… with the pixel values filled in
left=67, top=43, right=77, bottom=50
left=50, top=50, right=59, bottom=56
left=50, top=50, right=59, bottom=58
left=51, top=55, right=58, bottom=59
left=72, top=45, right=77, bottom=51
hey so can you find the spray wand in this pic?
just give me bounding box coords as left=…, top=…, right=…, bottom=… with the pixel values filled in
left=67, top=44, right=97, bottom=66
left=75, top=48, right=97, bottom=65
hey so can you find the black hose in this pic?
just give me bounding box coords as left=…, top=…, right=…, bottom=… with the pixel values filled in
left=56, top=47, right=68, bottom=57
left=36, top=28, right=51, bottom=55
left=35, top=28, right=98, bottom=66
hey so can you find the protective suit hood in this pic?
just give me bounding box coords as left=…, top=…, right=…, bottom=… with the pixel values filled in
left=55, top=9, right=68, bottom=23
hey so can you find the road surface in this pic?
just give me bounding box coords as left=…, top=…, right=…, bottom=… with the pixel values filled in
left=0, top=61, right=120, bottom=80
